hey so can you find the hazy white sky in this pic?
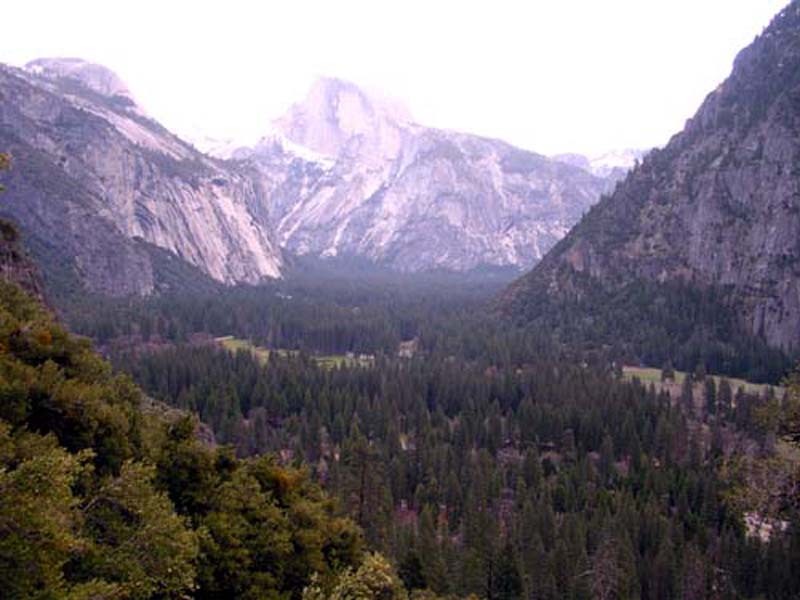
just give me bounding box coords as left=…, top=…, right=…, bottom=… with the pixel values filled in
left=3, top=0, right=788, bottom=155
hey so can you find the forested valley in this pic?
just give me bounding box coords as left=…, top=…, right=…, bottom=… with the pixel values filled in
left=3, top=2, right=800, bottom=597
left=51, top=263, right=799, bottom=600
left=1, top=180, right=799, bottom=597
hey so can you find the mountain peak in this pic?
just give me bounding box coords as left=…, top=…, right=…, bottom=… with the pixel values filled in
left=309, top=76, right=413, bottom=122
left=25, top=57, right=136, bottom=103
left=272, top=76, right=412, bottom=157
left=1, top=62, right=284, bottom=295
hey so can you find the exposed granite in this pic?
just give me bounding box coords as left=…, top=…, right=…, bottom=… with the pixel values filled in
left=504, top=2, right=800, bottom=351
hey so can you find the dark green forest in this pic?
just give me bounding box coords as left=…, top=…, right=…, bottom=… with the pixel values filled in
left=51, top=263, right=797, bottom=600
left=113, top=316, right=800, bottom=600
left=500, top=273, right=794, bottom=385
left=0, top=277, right=396, bottom=599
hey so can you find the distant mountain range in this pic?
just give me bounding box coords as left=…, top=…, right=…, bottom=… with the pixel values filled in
left=552, top=149, right=647, bottom=182
left=194, top=77, right=638, bottom=273
left=503, top=1, right=800, bottom=356
left=0, top=57, right=638, bottom=297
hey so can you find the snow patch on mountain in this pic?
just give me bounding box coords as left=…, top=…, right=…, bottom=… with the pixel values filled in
left=553, top=149, right=649, bottom=180
left=255, top=131, right=336, bottom=169
left=589, top=149, right=647, bottom=178
left=182, top=133, right=251, bottom=160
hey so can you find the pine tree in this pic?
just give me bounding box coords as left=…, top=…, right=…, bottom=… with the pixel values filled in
left=492, top=542, right=523, bottom=600
left=418, top=505, right=449, bottom=595
left=661, top=360, right=676, bottom=382
left=0, top=426, right=88, bottom=598
left=705, top=377, right=717, bottom=418
left=79, top=461, right=199, bottom=599
left=717, top=378, right=734, bottom=421
left=680, top=373, right=695, bottom=415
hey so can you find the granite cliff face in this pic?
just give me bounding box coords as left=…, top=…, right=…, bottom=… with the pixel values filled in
left=236, top=78, right=610, bottom=272
left=0, top=58, right=629, bottom=292
left=0, top=59, right=282, bottom=296
left=0, top=219, right=45, bottom=302
left=504, top=3, right=800, bottom=351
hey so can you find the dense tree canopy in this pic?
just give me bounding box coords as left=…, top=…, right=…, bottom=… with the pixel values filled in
left=0, top=278, right=370, bottom=599
left=111, top=286, right=800, bottom=599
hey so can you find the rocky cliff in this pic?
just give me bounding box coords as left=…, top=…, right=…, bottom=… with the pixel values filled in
left=503, top=2, right=800, bottom=352
left=236, top=77, right=611, bottom=272
left=0, top=59, right=282, bottom=296
left=0, top=219, right=44, bottom=302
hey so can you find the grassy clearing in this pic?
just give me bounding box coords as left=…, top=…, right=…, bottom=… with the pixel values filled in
left=623, top=365, right=782, bottom=397
left=216, top=336, right=273, bottom=364
left=214, top=336, right=373, bottom=369
left=315, top=354, right=349, bottom=369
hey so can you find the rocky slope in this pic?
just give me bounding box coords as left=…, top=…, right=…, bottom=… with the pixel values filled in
left=503, top=2, right=800, bottom=352
left=236, top=78, right=611, bottom=272
left=0, top=219, right=44, bottom=302
left=0, top=58, right=282, bottom=296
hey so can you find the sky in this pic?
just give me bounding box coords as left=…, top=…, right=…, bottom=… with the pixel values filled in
left=3, top=0, right=789, bottom=156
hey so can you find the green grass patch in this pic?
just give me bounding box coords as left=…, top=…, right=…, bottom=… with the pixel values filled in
left=214, top=336, right=373, bottom=369
left=623, top=365, right=782, bottom=396
left=216, top=336, right=273, bottom=364
left=315, top=354, right=348, bottom=369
